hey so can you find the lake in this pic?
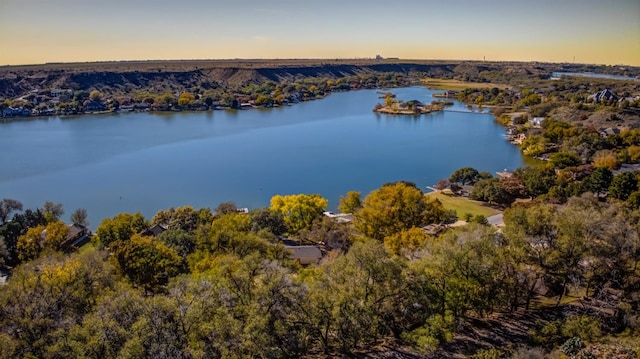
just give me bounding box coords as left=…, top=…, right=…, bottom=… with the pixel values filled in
left=0, top=87, right=525, bottom=228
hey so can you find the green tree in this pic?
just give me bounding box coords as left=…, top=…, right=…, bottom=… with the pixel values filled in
left=582, top=167, right=613, bottom=196
left=270, top=194, right=328, bottom=233
left=609, top=172, right=638, bottom=201
left=0, top=209, right=46, bottom=265
left=304, top=240, right=408, bottom=353
left=514, top=166, right=556, bottom=198
left=354, top=182, right=445, bottom=241
left=338, top=191, right=362, bottom=214
left=470, top=178, right=514, bottom=206
left=110, top=234, right=182, bottom=292
left=0, top=251, right=116, bottom=358
left=449, top=167, right=480, bottom=185
left=249, top=208, right=287, bottom=235
left=95, top=212, right=147, bottom=247
left=549, top=151, right=581, bottom=169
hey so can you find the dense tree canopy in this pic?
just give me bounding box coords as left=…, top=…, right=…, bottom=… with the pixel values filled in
left=270, top=194, right=328, bottom=233
left=96, top=212, right=147, bottom=247
left=449, top=167, right=480, bottom=185
left=354, top=182, right=446, bottom=241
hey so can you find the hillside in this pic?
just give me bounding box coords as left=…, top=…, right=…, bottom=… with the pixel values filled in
left=1, top=59, right=637, bottom=100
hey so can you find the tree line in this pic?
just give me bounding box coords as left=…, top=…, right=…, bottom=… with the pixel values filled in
left=0, top=179, right=639, bottom=357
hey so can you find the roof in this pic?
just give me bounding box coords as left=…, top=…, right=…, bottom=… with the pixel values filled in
left=285, top=245, right=322, bottom=259
left=140, top=223, right=168, bottom=237
left=65, top=223, right=87, bottom=241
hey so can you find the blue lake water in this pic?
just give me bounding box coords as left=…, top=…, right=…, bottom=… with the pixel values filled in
left=0, top=87, right=525, bottom=228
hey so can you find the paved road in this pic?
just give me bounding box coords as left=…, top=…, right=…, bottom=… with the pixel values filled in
left=487, top=213, right=504, bottom=227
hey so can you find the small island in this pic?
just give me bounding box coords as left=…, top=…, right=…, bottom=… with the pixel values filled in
left=373, top=92, right=451, bottom=115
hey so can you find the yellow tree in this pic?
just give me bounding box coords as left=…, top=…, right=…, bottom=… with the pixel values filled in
left=16, top=220, right=69, bottom=261
left=384, top=226, right=432, bottom=258
left=270, top=194, right=328, bottom=233
left=354, top=182, right=445, bottom=241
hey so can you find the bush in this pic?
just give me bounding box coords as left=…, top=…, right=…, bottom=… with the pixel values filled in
left=560, top=337, right=584, bottom=356
left=472, top=348, right=504, bottom=359
left=562, top=315, right=602, bottom=342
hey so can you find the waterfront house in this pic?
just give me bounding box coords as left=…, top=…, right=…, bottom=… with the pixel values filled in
left=61, top=224, right=92, bottom=251
left=140, top=223, right=168, bottom=237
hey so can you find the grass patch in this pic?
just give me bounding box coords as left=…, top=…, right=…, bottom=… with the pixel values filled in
left=427, top=191, right=501, bottom=218
left=422, top=78, right=509, bottom=90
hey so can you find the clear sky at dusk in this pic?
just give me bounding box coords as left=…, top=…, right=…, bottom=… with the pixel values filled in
left=1, top=0, right=639, bottom=66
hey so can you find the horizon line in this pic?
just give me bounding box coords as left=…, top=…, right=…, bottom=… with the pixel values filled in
left=1, top=57, right=637, bottom=68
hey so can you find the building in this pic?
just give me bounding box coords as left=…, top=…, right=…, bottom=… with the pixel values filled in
left=285, top=245, right=323, bottom=265
left=60, top=224, right=92, bottom=251
left=588, top=89, right=618, bottom=104
left=529, top=117, right=544, bottom=127
left=140, top=223, right=168, bottom=237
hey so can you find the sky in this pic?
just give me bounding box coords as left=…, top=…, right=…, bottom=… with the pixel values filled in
left=1, top=0, right=639, bottom=66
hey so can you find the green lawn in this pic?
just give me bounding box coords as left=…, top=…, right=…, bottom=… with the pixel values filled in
left=427, top=191, right=501, bottom=218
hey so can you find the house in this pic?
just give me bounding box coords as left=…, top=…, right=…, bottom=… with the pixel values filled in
left=323, top=211, right=353, bottom=223
left=285, top=245, right=323, bottom=265
left=83, top=101, right=107, bottom=112
left=60, top=223, right=92, bottom=251
left=599, top=127, right=621, bottom=138
left=529, top=117, right=544, bottom=127
left=588, top=89, right=618, bottom=104
left=140, top=223, right=168, bottom=237
left=1, top=106, right=31, bottom=118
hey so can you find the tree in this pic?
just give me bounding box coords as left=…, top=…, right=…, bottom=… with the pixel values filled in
left=95, top=212, right=147, bottom=247
left=215, top=201, right=238, bottom=216
left=609, top=172, right=638, bottom=201
left=384, top=226, right=431, bottom=258
left=514, top=166, right=556, bottom=198
left=16, top=220, right=69, bottom=261
left=177, top=92, right=195, bottom=107
left=582, top=167, right=613, bottom=196
left=354, top=182, right=445, bottom=241
left=270, top=194, right=328, bottom=233
left=70, top=208, right=89, bottom=227
left=110, top=234, right=182, bottom=292
left=89, top=90, right=103, bottom=102
left=592, top=150, right=620, bottom=170
left=0, top=251, right=116, bottom=358
left=0, top=209, right=46, bottom=265
left=42, top=201, right=64, bottom=223
left=300, top=216, right=352, bottom=252
left=249, top=208, right=286, bottom=235
left=449, top=167, right=480, bottom=185
left=338, top=191, right=362, bottom=214
left=0, top=198, right=22, bottom=224
left=549, top=151, right=581, bottom=169
left=470, top=178, right=514, bottom=206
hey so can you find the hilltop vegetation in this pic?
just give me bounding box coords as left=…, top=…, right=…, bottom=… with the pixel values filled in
left=1, top=59, right=638, bottom=117
left=1, top=177, right=640, bottom=358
